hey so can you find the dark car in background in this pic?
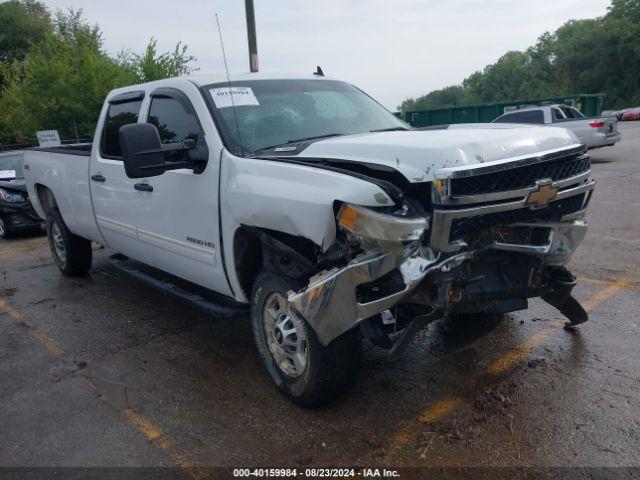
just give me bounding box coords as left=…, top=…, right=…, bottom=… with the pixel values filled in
left=0, top=151, right=43, bottom=238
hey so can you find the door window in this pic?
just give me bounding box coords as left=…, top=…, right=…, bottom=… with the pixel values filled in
left=552, top=107, right=566, bottom=121
left=101, top=100, right=143, bottom=158
left=561, top=106, right=584, bottom=118
left=494, top=112, right=518, bottom=123
left=148, top=97, right=202, bottom=144
left=517, top=110, right=545, bottom=124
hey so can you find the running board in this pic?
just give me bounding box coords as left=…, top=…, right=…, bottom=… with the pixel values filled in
left=108, top=254, right=248, bottom=319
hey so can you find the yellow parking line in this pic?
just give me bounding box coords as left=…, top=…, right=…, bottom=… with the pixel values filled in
left=122, top=409, right=205, bottom=478
left=1, top=297, right=202, bottom=478
left=123, top=408, right=162, bottom=441
left=389, top=395, right=464, bottom=451
left=580, top=276, right=640, bottom=292
left=486, top=327, right=556, bottom=376
left=385, top=268, right=639, bottom=456
left=28, top=328, right=65, bottom=356
left=0, top=298, right=64, bottom=356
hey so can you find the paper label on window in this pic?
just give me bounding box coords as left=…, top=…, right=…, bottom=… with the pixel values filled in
left=0, top=170, right=16, bottom=179
left=210, top=87, right=259, bottom=108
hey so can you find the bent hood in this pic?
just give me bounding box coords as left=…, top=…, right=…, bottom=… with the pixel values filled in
left=296, top=124, right=582, bottom=183
left=0, top=179, right=26, bottom=193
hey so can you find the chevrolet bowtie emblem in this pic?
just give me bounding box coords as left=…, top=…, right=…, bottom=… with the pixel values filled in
left=525, top=181, right=558, bottom=208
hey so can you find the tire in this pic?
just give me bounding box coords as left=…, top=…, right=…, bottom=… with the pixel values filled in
left=46, top=208, right=92, bottom=276
left=0, top=216, right=11, bottom=239
left=251, top=270, right=360, bottom=407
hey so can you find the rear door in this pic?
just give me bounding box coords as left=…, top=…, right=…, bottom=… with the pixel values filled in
left=90, top=91, right=155, bottom=262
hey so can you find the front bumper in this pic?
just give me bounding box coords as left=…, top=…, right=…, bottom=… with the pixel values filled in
left=289, top=219, right=588, bottom=346
left=289, top=146, right=595, bottom=346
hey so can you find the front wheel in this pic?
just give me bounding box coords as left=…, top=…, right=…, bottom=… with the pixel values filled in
left=251, top=271, right=360, bottom=407
left=46, top=208, right=92, bottom=276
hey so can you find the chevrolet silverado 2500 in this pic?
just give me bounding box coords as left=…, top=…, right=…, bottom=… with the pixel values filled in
left=492, top=103, right=621, bottom=149
left=24, top=73, right=595, bottom=406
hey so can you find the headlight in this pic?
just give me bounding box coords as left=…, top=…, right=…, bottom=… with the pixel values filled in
left=337, top=203, right=428, bottom=242
left=0, top=188, right=25, bottom=203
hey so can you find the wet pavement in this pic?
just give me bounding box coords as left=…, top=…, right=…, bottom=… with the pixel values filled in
left=1, top=123, right=639, bottom=476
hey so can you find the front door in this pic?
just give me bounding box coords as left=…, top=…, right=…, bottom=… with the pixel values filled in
left=132, top=86, right=229, bottom=294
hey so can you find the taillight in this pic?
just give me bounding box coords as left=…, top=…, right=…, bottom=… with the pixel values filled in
left=589, top=121, right=605, bottom=128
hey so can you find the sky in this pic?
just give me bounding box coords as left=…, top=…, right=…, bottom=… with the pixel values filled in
left=41, top=0, right=610, bottom=110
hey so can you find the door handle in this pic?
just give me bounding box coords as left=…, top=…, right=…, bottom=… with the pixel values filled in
left=91, top=174, right=105, bottom=182
left=134, top=183, right=153, bottom=192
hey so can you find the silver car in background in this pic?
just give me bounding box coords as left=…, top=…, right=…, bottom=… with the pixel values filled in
left=493, top=104, right=621, bottom=149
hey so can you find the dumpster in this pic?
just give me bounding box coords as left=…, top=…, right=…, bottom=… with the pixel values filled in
left=404, top=93, right=605, bottom=127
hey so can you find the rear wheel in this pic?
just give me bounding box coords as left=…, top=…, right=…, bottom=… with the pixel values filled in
left=251, top=271, right=360, bottom=407
left=46, top=208, right=92, bottom=276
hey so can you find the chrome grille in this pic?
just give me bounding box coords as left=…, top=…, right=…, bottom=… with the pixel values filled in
left=429, top=145, right=595, bottom=253
left=450, top=153, right=590, bottom=197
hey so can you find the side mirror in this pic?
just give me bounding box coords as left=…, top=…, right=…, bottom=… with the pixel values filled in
left=119, top=123, right=206, bottom=179
left=119, top=123, right=170, bottom=179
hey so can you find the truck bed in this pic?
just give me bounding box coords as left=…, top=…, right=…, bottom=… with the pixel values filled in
left=23, top=144, right=103, bottom=243
left=29, top=143, right=93, bottom=156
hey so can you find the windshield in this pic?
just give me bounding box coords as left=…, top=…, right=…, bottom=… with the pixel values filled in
left=206, top=79, right=407, bottom=155
left=0, top=153, right=24, bottom=180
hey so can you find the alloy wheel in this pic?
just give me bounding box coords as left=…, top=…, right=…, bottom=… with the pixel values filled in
left=50, top=222, right=66, bottom=265
left=262, top=292, right=308, bottom=377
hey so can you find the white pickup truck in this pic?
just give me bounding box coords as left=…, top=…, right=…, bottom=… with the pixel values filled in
left=24, top=73, right=595, bottom=406
left=492, top=103, right=621, bottom=149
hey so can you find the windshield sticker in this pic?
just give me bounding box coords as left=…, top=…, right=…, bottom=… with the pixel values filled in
left=210, top=87, right=259, bottom=108
left=0, top=170, right=16, bottom=179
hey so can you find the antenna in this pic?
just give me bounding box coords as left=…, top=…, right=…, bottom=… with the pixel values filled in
left=215, top=13, right=244, bottom=156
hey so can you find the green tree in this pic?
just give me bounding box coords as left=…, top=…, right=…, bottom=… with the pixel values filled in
left=0, top=0, right=50, bottom=64
left=0, top=9, right=134, bottom=143
left=121, top=38, right=197, bottom=83
left=399, top=85, right=477, bottom=113
left=0, top=10, right=198, bottom=144
left=398, top=0, right=640, bottom=113
left=607, top=0, right=640, bottom=22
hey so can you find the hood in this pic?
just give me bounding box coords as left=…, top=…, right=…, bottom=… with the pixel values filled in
left=296, top=124, right=581, bottom=183
left=0, top=179, right=27, bottom=193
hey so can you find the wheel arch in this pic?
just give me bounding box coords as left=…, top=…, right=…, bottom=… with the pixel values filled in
left=233, top=226, right=320, bottom=301
left=35, top=183, right=59, bottom=214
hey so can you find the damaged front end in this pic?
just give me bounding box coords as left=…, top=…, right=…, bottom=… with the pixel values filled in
left=288, top=145, right=595, bottom=351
